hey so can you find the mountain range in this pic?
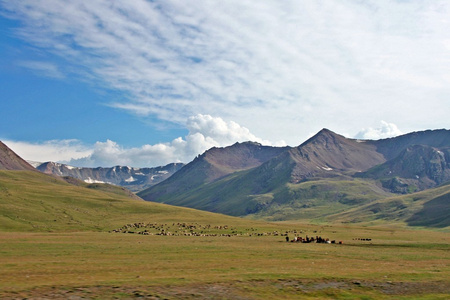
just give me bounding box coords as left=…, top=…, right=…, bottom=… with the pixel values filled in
left=138, top=129, right=450, bottom=225
left=1, top=128, right=449, bottom=227
left=35, top=161, right=184, bottom=192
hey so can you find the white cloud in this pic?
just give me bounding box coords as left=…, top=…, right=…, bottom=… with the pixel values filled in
left=1, top=1, right=449, bottom=144
left=2, top=139, right=91, bottom=163
left=186, top=114, right=280, bottom=146
left=70, top=114, right=286, bottom=167
left=5, top=115, right=284, bottom=167
left=355, top=121, right=403, bottom=140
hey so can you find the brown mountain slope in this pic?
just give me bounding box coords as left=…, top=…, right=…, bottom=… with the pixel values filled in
left=289, top=129, right=385, bottom=182
left=0, top=141, right=36, bottom=171
left=373, top=128, right=450, bottom=160
left=359, top=145, right=450, bottom=193
left=138, top=141, right=288, bottom=200
left=139, top=129, right=390, bottom=212
left=201, top=141, right=289, bottom=182
left=140, top=128, right=450, bottom=223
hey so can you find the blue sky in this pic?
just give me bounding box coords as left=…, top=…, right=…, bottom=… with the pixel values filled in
left=0, top=1, right=449, bottom=167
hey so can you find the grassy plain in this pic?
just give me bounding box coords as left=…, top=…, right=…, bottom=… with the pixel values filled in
left=1, top=171, right=449, bottom=298
left=0, top=224, right=449, bottom=299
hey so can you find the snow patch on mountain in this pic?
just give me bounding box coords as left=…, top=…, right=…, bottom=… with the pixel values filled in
left=84, top=177, right=108, bottom=184
left=125, top=176, right=136, bottom=183
left=35, top=161, right=185, bottom=192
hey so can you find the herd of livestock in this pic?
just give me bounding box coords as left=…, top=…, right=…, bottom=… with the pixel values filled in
left=110, top=222, right=287, bottom=237
left=109, top=222, right=363, bottom=245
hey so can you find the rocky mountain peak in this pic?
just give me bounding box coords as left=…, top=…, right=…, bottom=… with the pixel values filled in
left=139, top=128, right=450, bottom=220
left=291, top=129, right=385, bottom=179
left=300, top=128, right=358, bottom=149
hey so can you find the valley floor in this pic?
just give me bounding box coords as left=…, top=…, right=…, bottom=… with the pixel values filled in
left=0, top=224, right=449, bottom=299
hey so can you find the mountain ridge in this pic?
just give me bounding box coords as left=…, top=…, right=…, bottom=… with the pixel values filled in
left=289, top=129, right=385, bottom=182
left=2, top=128, right=449, bottom=227
left=373, top=128, right=450, bottom=160
left=138, top=141, right=288, bottom=201
left=36, top=161, right=184, bottom=192
left=139, top=128, right=450, bottom=225
left=358, top=144, right=450, bottom=193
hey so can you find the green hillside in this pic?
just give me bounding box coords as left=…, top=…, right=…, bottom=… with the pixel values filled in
left=0, top=170, right=248, bottom=232
left=326, top=183, right=450, bottom=227
left=140, top=149, right=297, bottom=215
left=140, top=156, right=450, bottom=228
left=249, top=178, right=394, bottom=221
left=139, top=129, right=450, bottom=228
left=145, top=162, right=395, bottom=221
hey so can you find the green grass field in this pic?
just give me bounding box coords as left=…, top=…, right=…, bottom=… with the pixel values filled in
left=1, top=171, right=449, bottom=299
left=1, top=226, right=449, bottom=299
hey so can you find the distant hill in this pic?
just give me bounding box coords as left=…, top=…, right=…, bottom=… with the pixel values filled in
left=59, top=175, right=142, bottom=201
left=358, top=144, right=450, bottom=193
left=0, top=143, right=257, bottom=232
left=0, top=170, right=249, bottom=232
left=138, top=141, right=288, bottom=203
left=326, top=183, right=450, bottom=228
left=36, top=161, right=184, bottom=192
left=139, top=129, right=450, bottom=226
left=0, top=141, right=36, bottom=171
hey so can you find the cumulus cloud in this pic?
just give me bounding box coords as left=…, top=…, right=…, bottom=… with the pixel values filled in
left=6, top=115, right=284, bottom=167
left=70, top=114, right=285, bottom=167
left=186, top=115, right=280, bottom=146
left=355, top=121, right=403, bottom=140
left=1, top=1, right=449, bottom=144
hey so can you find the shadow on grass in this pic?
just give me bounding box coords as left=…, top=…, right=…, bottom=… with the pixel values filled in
left=407, top=193, right=450, bottom=228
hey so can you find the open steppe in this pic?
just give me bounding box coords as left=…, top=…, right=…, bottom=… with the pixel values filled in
left=0, top=171, right=449, bottom=299
left=1, top=224, right=449, bottom=299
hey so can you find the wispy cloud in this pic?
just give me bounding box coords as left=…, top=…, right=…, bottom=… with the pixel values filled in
left=1, top=0, right=449, bottom=144
left=17, top=60, right=65, bottom=79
